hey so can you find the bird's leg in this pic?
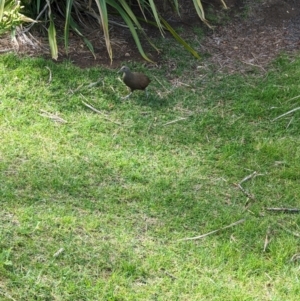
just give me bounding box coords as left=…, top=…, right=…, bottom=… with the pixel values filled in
left=121, top=91, right=132, bottom=100
left=145, top=88, right=149, bottom=98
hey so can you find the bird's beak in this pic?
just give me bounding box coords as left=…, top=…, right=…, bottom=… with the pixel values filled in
left=117, top=68, right=122, bottom=74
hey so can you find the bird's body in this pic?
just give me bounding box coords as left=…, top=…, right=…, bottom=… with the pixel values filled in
left=118, top=66, right=151, bottom=99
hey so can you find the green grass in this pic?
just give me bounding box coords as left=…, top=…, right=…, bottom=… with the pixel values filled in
left=1, top=49, right=300, bottom=301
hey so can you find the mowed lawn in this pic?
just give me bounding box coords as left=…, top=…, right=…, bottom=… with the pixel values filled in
left=1, top=51, right=300, bottom=301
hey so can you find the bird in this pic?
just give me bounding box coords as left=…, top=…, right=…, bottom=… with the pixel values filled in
left=118, top=66, right=151, bottom=99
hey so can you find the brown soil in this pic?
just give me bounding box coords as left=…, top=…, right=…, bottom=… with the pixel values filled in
left=203, top=0, right=300, bottom=72
left=1, top=0, right=300, bottom=72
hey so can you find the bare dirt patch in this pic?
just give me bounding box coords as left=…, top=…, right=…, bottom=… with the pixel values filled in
left=202, top=0, right=300, bottom=72
left=1, top=0, right=300, bottom=71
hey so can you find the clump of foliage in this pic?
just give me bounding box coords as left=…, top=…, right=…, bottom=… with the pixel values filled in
left=5, top=0, right=227, bottom=61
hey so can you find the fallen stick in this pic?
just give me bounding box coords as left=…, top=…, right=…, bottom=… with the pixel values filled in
left=286, top=116, right=294, bottom=129
left=272, top=107, right=300, bottom=121
left=70, top=79, right=102, bottom=94
left=263, top=227, right=271, bottom=252
left=39, top=109, right=67, bottom=123
left=53, top=247, right=64, bottom=257
left=71, top=84, right=84, bottom=94
left=242, top=60, right=266, bottom=72
left=286, top=94, right=300, bottom=103
left=86, top=78, right=103, bottom=88
left=178, top=218, right=245, bottom=241
left=240, top=171, right=258, bottom=184
left=236, top=183, right=255, bottom=200
left=81, top=98, right=122, bottom=125
left=236, top=171, right=264, bottom=205
left=163, top=117, right=188, bottom=126
left=266, top=208, right=300, bottom=213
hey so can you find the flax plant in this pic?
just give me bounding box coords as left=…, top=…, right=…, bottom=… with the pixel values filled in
left=18, top=0, right=227, bottom=62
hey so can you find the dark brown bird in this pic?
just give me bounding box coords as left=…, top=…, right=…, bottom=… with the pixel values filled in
left=118, top=66, right=151, bottom=99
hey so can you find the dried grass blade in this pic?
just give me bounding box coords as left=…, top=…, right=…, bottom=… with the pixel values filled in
left=178, top=219, right=245, bottom=241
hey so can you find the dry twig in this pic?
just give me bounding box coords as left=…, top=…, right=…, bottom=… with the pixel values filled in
left=286, top=94, right=300, bottom=103
left=86, top=78, right=103, bottom=89
left=81, top=98, right=122, bottom=125
left=286, top=116, right=294, bottom=129
left=70, top=84, right=84, bottom=94
left=236, top=171, right=264, bottom=206
left=263, top=227, right=271, bottom=252
left=163, top=117, right=188, bottom=126
left=242, top=60, right=266, bottom=72
left=266, top=208, right=300, bottom=213
left=237, top=183, right=255, bottom=201
left=69, top=79, right=102, bottom=94
left=272, top=107, right=300, bottom=122
left=240, top=171, right=262, bottom=184
left=178, top=219, right=245, bottom=241
left=39, top=109, right=67, bottom=123
left=53, top=248, right=64, bottom=257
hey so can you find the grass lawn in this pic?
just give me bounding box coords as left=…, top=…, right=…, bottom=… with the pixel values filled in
left=1, top=47, right=300, bottom=300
